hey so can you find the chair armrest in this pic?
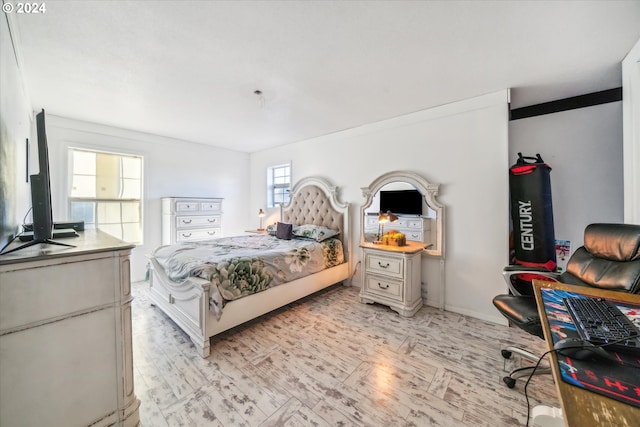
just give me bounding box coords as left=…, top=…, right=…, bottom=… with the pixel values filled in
left=502, top=266, right=561, bottom=296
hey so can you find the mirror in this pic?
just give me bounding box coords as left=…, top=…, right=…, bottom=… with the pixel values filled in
left=361, top=170, right=444, bottom=257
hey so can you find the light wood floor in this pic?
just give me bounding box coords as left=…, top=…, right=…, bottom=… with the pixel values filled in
left=132, top=281, right=559, bottom=426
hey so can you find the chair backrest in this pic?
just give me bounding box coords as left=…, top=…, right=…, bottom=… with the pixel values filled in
left=560, top=223, right=640, bottom=293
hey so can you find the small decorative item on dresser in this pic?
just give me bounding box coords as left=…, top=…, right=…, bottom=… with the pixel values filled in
left=382, top=230, right=406, bottom=246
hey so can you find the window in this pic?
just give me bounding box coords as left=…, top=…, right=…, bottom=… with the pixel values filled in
left=68, top=148, right=143, bottom=244
left=267, top=163, right=291, bottom=208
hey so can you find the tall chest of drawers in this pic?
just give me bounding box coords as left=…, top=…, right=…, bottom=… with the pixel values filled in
left=359, top=241, right=424, bottom=317
left=162, top=197, right=223, bottom=244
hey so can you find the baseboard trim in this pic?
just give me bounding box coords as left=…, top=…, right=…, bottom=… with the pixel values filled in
left=444, top=304, right=508, bottom=326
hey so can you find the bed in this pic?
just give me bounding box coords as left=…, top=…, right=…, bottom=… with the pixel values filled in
left=148, top=176, right=351, bottom=357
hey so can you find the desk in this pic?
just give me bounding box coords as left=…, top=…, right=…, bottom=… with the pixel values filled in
left=532, top=280, right=640, bottom=426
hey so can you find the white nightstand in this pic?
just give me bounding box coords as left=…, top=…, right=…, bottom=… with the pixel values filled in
left=359, top=240, right=425, bottom=316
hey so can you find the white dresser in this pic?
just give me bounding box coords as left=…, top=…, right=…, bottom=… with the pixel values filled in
left=364, top=214, right=431, bottom=242
left=0, top=230, right=140, bottom=427
left=162, top=197, right=223, bottom=244
left=359, top=241, right=424, bottom=317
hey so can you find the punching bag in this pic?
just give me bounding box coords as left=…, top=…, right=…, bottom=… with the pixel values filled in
left=509, top=153, right=556, bottom=272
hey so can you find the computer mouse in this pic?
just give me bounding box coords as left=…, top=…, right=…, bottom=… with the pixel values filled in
left=553, top=337, right=618, bottom=361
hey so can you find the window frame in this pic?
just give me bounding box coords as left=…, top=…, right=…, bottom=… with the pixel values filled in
left=267, top=163, right=291, bottom=208
left=67, top=147, right=144, bottom=244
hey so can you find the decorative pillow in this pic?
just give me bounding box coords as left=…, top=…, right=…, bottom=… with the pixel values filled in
left=276, top=222, right=293, bottom=240
left=292, top=224, right=340, bottom=242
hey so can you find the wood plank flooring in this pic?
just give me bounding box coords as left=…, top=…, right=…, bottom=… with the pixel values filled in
left=132, top=281, right=559, bottom=426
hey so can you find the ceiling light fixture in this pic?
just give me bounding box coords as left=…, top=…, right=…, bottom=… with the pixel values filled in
left=254, top=89, right=266, bottom=108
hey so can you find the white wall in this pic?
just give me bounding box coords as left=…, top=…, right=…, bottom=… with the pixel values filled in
left=0, top=13, right=32, bottom=245
left=43, top=116, right=251, bottom=281
left=509, top=102, right=624, bottom=253
left=622, top=37, right=640, bottom=224
left=250, top=90, right=511, bottom=324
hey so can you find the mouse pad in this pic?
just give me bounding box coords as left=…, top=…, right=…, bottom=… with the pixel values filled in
left=541, top=288, right=640, bottom=408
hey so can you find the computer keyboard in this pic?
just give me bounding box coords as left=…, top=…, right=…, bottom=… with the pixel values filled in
left=562, top=296, right=640, bottom=354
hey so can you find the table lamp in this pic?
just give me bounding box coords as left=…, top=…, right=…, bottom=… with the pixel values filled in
left=376, top=210, right=398, bottom=243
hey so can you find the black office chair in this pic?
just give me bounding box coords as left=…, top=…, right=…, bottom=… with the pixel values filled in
left=493, top=223, right=640, bottom=388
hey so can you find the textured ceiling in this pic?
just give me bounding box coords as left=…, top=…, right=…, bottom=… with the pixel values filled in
left=11, top=0, right=640, bottom=152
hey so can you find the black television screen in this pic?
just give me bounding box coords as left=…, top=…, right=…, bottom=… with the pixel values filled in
left=31, top=109, right=54, bottom=242
left=379, top=189, right=423, bottom=216
left=1, top=109, right=75, bottom=254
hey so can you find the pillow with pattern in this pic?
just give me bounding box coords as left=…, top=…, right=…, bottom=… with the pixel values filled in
left=292, top=224, right=340, bottom=242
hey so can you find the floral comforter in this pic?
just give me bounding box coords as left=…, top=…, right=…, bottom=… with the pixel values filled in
left=152, top=234, right=344, bottom=318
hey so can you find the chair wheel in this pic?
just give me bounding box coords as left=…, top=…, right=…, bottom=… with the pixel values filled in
left=503, top=376, right=516, bottom=388
left=501, top=350, right=512, bottom=359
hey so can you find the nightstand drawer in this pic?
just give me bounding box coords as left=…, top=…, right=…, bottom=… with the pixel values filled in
left=365, top=275, right=403, bottom=299
left=365, top=253, right=403, bottom=278
left=176, top=215, right=222, bottom=229
left=177, top=228, right=221, bottom=242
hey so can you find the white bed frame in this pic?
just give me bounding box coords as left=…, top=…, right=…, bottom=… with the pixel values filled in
left=148, top=177, right=351, bottom=357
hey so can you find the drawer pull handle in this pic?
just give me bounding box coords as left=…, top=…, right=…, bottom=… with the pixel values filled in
left=208, top=218, right=217, bottom=223
left=378, top=261, right=390, bottom=268
left=181, top=219, right=192, bottom=224
left=378, top=282, right=389, bottom=289
left=182, top=233, right=192, bottom=237
left=208, top=231, right=216, bottom=235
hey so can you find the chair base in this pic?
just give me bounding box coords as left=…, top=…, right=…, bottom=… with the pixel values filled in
left=501, top=346, right=551, bottom=388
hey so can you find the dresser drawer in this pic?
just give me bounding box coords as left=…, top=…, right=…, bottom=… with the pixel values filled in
left=365, top=275, right=403, bottom=300
left=176, top=215, right=222, bottom=229
left=365, top=216, right=379, bottom=228
left=177, top=228, right=221, bottom=242
left=405, top=231, right=424, bottom=242
left=391, top=219, right=407, bottom=229
left=175, top=201, right=199, bottom=212
left=406, top=219, right=423, bottom=229
left=201, top=200, right=222, bottom=211
left=365, top=253, right=403, bottom=278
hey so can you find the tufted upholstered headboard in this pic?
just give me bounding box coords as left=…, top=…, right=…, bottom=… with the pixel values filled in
left=281, top=176, right=350, bottom=262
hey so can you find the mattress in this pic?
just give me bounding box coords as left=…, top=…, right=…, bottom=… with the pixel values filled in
left=152, top=234, right=344, bottom=317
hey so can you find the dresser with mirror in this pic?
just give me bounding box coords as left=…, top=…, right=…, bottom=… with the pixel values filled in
left=359, top=171, right=445, bottom=315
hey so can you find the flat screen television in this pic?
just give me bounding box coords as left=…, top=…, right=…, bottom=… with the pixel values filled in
left=1, top=110, right=74, bottom=254
left=379, top=189, right=423, bottom=216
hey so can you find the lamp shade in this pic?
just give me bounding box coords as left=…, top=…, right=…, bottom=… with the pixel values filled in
left=387, top=211, right=399, bottom=223
left=258, top=209, right=265, bottom=217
